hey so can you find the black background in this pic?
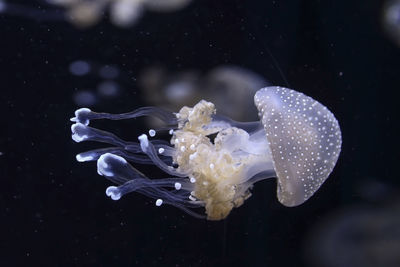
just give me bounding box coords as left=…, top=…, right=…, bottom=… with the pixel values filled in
left=0, top=0, right=398, bottom=266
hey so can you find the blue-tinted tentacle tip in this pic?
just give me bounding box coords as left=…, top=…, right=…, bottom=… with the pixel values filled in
left=76, top=153, right=94, bottom=162
left=97, top=153, right=127, bottom=177
left=71, top=123, right=89, bottom=142
left=106, top=186, right=121, bottom=200
left=70, top=108, right=92, bottom=126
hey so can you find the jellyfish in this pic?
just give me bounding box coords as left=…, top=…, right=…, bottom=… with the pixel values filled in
left=0, top=0, right=192, bottom=28
left=70, top=86, right=342, bottom=220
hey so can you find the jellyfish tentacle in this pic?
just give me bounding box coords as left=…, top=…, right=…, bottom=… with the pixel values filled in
left=71, top=123, right=177, bottom=167
left=97, top=153, right=204, bottom=216
left=76, top=147, right=142, bottom=162
left=105, top=179, right=193, bottom=201
left=125, top=140, right=172, bottom=153
left=71, top=122, right=127, bottom=146
left=96, top=153, right=146, bottom=184
left=137, top=187, right=201, bottom=208
left=138, top=134, right=189, bottom=177
left=238, top=170, right=277, bottom=193
left=97, top=153, right=193, bottom=191
left=70, top=106, right=177, bottom=126
left=77, top=147, right=172, bottom=165
left=163, top=202, right=206, bottom=219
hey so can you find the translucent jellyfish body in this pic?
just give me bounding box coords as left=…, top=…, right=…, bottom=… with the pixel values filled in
left=70, top=86, right=342, bottom=220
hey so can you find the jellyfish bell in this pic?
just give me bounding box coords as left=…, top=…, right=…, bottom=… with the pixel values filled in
left=70, top=86, right=341, bottom=220
left=254, top=87, right=342, bottom=206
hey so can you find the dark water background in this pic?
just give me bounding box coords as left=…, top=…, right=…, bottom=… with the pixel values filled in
left=0, top=0, right=398, bottom=266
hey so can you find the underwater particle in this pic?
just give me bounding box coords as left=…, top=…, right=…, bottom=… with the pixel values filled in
left=70, top=86, right=341, bottom=220
left=69, top=60, right=91, bottom=76
left=98, top=65, right=120, bottom=79
left=96, top=81, right=120, bottom=98
left=0, top=1, right=5, bottom=12
left=73, top=90, right=97, bottom=107
left=383, top=0, right=400, bottom=47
